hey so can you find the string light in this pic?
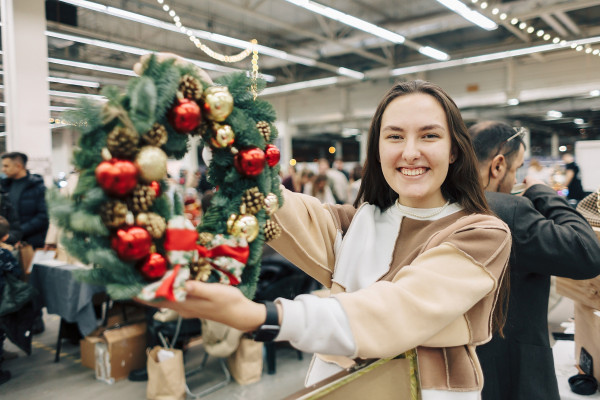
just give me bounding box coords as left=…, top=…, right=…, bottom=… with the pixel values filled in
left=155, top=0, right=261, bottom=97
left=461, top=0, right=600, bottom=59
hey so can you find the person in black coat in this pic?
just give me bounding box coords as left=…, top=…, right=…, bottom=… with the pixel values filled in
left=0, top=152, right=48, bottom=249
left=0, top=190, right=22, bottom=246
left=470, top=121, right=600, bottom=400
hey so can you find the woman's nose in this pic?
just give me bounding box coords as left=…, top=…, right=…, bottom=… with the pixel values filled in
left=402, top=139, right=420, bottom=162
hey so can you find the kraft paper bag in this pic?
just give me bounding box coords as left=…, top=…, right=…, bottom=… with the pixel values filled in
left=146, top=346, right=186, bottom=400
left=227, top=336, right=263, bottom=385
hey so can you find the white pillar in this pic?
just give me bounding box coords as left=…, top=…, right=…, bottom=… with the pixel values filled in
left=1, top=0, right=52, bottom=181
left=551, top=132, right=560, bottom=158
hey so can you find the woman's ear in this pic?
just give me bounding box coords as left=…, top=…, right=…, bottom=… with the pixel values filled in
left=449, top=147, right=458, bottom=164
left=490, top=154, right=506, bottom=178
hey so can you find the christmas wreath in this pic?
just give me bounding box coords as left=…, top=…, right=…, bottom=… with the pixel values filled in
left=49, top=54, right=282, bottom=301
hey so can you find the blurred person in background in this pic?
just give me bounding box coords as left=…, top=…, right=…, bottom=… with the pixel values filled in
left=348, top=164, right=362, bottom=204
left=282, top=165, right=301, bottom=192
left=303, top=173, right=336, bottom=204
left=318, top=158, right=348, bottom=204
left=299, top=169, right=315, bottom=193
left=526, top=158, right=553, bottom=185
left=333, top=158, right=349, bottom=180
left=562, top=153, right=588, bottom=205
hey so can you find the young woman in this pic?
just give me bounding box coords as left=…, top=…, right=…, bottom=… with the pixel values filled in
left=145, top=80, right=511, bottom=399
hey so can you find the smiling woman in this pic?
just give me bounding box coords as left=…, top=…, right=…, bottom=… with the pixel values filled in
left=150, top=80, right=512, bottom=400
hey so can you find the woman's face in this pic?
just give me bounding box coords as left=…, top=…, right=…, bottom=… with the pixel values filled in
left=378, top=93, right=455, bottom=208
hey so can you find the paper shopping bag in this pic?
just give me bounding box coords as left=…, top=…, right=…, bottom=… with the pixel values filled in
left=146, top=346, right=186, bottom=400
left=227, top=336, right=263, bottom=385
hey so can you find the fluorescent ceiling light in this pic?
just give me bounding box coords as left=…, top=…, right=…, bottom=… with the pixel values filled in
left=574, top=118, right=585, bottom=124
left=436, top=0, right=498, bottom=30
left=284, top=0, right=449, bottom=61
left=50, top=105, right=77, bottom=112
left=546, top=110, right=562, bottom=118
left=48, top=76, right=100, bottom=88
left=59, top=0, right=362, bottom=78
left=48, top=90, right=106, bottom=101
left=48, top=57, right=138, bottom=76
left=590, top=90, right=600, bottom=97
left=418, top=46, right=450, bottom=61
left=261, top=77, right=339, bottom=96
left=45, top=30, right=276, bottom=81
left=284, top=0, right=405, bottom=44
left=337, top=67, right=364, bottom=80
left=391, top=35, right=600, bottom=76
left=507, top=98, right=519, bottom=106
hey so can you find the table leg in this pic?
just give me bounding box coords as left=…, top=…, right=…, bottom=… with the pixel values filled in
left=55, top=318, right=65, bottom=363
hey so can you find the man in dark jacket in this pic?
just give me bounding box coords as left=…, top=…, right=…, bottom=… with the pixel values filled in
left=470, top=121, right=600, bottom=400
left=0, top=190, right=22, bottom=246
left=1, top=152, right=48, bottom=249
left=1, top=152, right=49, bottom=334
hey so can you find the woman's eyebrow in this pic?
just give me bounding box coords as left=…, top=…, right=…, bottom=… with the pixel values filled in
left=381, top=125, right=404, bottom=132
left=418, top=124, right=445, bottom=131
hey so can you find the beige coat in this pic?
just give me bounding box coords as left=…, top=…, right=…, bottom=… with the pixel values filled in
left=270, top=191, right=511, bottom=392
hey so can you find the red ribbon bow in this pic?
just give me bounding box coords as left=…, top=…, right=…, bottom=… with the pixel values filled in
left=164, top=228, right=249, bottom=285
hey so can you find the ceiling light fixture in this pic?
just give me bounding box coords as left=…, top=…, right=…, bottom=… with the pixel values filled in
left=284, top=0, right=449, bottom=61
left=47, top=76, right=100, bottom=88
left=391, top=35, right=600, bottom=76
left=436, top=0, right=497, bottom=30
left=507, top=98, right=519, bottom=106
left=574, top=118, right=585, bottom=124
left=261, top=77, right=339, bottom=96
left=546, top=110, right=562, bottom=118
left=284, top=0, right=406, bottom=43
left=48, top=57, right=138, bottom=76
left=59, top=0, right=363, bottom=78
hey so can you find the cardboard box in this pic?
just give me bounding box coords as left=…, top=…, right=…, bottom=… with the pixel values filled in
left=80, top=322, right=147, bottom=382
left=574, top=302, right=600, bottom=382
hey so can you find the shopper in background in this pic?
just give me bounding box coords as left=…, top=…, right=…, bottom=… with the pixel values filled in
left=526, top=158, right=553, bottom=185
left=347, top=164, right=362, bottom=204
left=562, top=152, right=587, bottom=204
left=281, top=165, right=301, bottom=192
left=0, top=153, right=49, bottom=250
left=0, top=216, right=23, bottom=386
left=333, top=158, right=349, bottom=180
left=303, top=173, right=336, bottom=204
left=318, top=158, right=348, bottom=204
left=298, top=169, right=314, bottom=193
left=141, top=80, right=511, bottom=399
left=0, top=152, right=49, bottom=334
left=470, top=121, right=600, bottom=400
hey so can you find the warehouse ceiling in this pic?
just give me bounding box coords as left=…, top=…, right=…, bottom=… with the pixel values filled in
left=10, top=0, right=600, bottom=142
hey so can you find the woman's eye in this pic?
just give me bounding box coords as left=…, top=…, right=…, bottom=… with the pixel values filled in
left=423, top=133, right=440, bottom=139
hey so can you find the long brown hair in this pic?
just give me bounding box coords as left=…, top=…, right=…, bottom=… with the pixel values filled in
left=354, top=80, right=508, bottom=335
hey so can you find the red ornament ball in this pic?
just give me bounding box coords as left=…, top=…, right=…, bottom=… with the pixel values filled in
left=168, top=98, right=202, bottom=133
left=234, top=148, right=266, bottom=177
left=138, top=253, right=168, bottom=281
left=111, top=226, right=152, bottom=261
left=149, top=181, right=161, bottom=197
left=265, top=144, right=281, bottom=167
left=95, top=159, right=138, bottom=197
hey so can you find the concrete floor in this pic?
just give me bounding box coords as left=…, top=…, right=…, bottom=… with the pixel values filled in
left=1, top=311, right=312, bottom=400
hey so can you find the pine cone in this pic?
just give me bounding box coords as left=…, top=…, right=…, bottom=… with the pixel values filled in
left=264, top=219, right=282, bottom=242
left=142, top=123, right=168, bottom=147
left=179, top=74, right=203, bottom=101
left=190, top=260, right=212, bottom=281
left=136, top=212, right=166, bottom=239
left=129, top=184, right=156, bottom=213
left=198, top=232, right=214, bottom=246
left=107, top=126, right=139, bottom=159
left=241, top=187, right=264, bottom=215
left=100, top=200, right=128, bottom=229
left=256, top=121, right=271, bottom=142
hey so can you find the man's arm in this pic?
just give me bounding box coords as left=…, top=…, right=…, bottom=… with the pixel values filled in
left=20, top=184, right=49, bottom=237
left=516, top=183, right=600, bottom=278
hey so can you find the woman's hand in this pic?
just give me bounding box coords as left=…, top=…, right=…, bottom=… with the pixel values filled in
left=136, top=280, right=266, bottom=332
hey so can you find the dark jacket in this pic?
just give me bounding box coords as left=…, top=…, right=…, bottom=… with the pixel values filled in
left=477, top=184, right=600, bottom=400
left=0, top=190, right=22, bottom=245
left=0, top=172, right=49, bottom=248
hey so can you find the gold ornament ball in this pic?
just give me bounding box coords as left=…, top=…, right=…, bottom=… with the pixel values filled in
left=135, top=146, right=168, bottom=183
left=227, top=214, right=259, bottom=242
left=264, top=193, right=279, bottom=215
left=210, top=124, right=235, bottom=148
left=136, top=212, right=149, bottom=226
left=203, top=86, right=234, bottom=122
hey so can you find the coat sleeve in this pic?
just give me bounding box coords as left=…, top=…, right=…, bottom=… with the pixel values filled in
left=268, top=189, right=346, bottom=287
left=20, top=184, right=48, bottom=238
left=517, top=184, right=600, bottom=279
left=3, top=194, right=22, bottom=245
left=334, top=224, right=510, bottom=359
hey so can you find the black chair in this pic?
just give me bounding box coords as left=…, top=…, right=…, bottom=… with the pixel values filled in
left=254, top=253, right=319, bottom=374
